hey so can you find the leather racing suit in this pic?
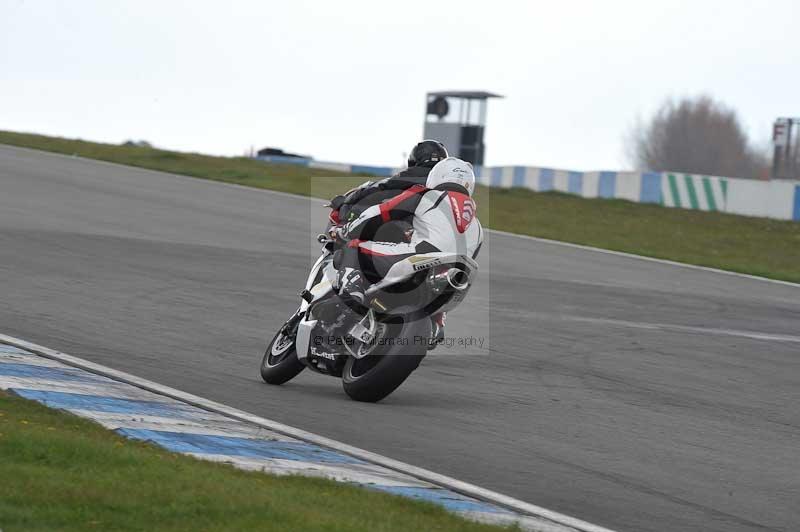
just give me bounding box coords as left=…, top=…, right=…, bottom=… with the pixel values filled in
left=334, top=182, right=483, bottom=311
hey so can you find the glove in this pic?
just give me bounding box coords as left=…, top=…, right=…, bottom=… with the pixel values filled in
left=328, top=225, right=347, bottom=242
left=342, top=220, right=358, bottom=240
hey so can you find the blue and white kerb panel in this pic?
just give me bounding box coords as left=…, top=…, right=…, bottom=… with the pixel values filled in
left=0, top=343, right=577, bottom=532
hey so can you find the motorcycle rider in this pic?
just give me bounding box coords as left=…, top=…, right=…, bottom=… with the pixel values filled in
left=329, top=140, right=448, bottom=226
left=332, top=157, right=482, bottom=347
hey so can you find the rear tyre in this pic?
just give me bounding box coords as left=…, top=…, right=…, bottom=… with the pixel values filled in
left=260, top=324, right=305, bottom=385
left=341, top=317, right=429, bottom=402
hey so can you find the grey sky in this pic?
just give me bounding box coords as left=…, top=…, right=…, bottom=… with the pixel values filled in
left=2, top=0, right=798, bottom=170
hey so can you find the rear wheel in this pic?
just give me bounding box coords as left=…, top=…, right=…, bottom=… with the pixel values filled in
left=260, top=320, right=305, bottom=385
left=342, top=317, right=429, bottom=402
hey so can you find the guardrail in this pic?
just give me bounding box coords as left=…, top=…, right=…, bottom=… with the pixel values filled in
left=255, top=156, right=800, bottom=222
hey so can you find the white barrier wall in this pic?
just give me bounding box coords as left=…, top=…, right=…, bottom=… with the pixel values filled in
left=255, top=155, right=800, bottom=222
left=726, top=179, right=798, bottom=220
left=474, top=165, right=800, bottom=222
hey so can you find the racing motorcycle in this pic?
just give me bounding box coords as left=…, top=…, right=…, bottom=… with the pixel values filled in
left=260, top=223, right=478, bottom=403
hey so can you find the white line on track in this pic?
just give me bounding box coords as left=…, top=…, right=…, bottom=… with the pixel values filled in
left=562, top=316, right=800, bottom=343
left=0, top=332, right=616, bottom=532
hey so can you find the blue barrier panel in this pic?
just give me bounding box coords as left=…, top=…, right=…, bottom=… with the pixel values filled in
left=568, top=171, right=583, bottom=194
left=794, top=185, right=800, bottom=221
left=598, top=171, right=616, bottom=198
left=256, top=155, right=311, bottom=166
left=512, top=166, right=526, bottom=188
left=640, top=172, right=662, bottom=203
left=490, top=167, right=503, bottom=187
left=350, top=165, right=394, bottom=177
left=539, top=168, right=554, bottom=191
left=477, top=167, right=491, bottom=186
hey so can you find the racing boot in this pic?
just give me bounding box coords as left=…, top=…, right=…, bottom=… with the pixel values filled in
left=335, top=267, right=366, bottom=306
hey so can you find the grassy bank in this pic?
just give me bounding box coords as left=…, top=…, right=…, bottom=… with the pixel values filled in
left=0, top=390, right=510, bottom=531
left=483, top=187, right=800, bottom=282
left=0, top=130, right=366, bottom=197
left=2, top=130, right=799, bottom=283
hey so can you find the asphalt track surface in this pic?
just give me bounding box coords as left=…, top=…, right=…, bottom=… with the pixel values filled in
left=2, top=144, right=799, bottom=532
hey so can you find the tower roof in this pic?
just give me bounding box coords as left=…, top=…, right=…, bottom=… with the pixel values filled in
left=427, top=91, right=503, bottom=99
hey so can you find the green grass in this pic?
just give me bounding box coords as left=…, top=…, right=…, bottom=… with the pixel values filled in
left=2, top=130, right=799, bottom=283
left=481, top=187, right=800, bottom=282
left=0, top=390, right=512, bottom=532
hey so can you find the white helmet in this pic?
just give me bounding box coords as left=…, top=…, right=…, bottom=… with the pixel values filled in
left=426, top=157, right=475, bottom=196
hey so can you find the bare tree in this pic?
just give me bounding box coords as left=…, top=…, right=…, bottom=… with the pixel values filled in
left=627, top=95, right=766, bottom=178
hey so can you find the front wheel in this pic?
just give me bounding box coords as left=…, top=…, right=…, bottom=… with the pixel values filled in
left=341, top=317, right=429, bottom=402
left=260, top=321, right=305, bottom=385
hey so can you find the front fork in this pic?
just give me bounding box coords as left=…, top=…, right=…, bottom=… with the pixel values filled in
left=280, top=310, right=303, bottom=341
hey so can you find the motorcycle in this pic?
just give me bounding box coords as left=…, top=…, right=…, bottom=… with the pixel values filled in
left=260, top=225, right=479, bottom=402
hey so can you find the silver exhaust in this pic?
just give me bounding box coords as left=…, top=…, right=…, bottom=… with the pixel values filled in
left=429, top=268, right=470, bottom=292
left=445, top=268, right=470, bottom=290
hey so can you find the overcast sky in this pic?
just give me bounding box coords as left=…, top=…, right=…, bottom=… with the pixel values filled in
left=2, top=0, right=798, bottom=170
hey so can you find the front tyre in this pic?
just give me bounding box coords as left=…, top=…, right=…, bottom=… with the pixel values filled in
left=260, top=324, right=305, bottom=385
left=342, top=317, right=429, bottom=402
